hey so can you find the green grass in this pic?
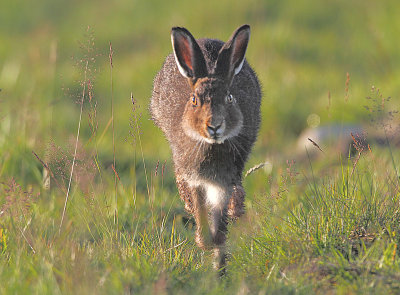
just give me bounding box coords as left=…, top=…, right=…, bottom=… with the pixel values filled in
left=1, top=0, right=400, bottom=293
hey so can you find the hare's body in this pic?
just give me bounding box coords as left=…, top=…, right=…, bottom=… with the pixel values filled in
left=151, top=26, right=261, bottom=272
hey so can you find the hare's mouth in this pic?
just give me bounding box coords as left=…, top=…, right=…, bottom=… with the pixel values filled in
left=183, top=119, right=243, bottom=145
left=183, top=127, right=227, bottom=145
left=205, top=137, right=225, bottom=145
left=205, top=121, right=226, bottom=144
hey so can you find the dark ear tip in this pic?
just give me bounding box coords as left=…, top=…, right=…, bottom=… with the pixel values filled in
left=238, top=24, right=250, bottom=32
left=171, top=27, right=180, bottom=36
left=171, top=27, right=189, bottom=36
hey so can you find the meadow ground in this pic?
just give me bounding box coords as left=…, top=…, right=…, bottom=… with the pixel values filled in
left=1, top=0, right=400, bottom=294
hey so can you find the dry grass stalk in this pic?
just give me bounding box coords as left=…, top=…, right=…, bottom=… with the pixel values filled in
left=245, top=162, right=267, bottom=178
left=109, top=42, right=118, bottom=228
left=130, top=93, right=150, bottom=197
left=350, top=132, right=366, bottom=177
left=59, top=29, right=93, bottom=234
left=307, top=137, right=324, bottom=153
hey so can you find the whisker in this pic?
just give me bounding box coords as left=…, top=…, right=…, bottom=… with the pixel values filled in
left=234, top=133, right=252, bottom=142
left=229, top=137, right=248, bottom=155
left=226, top=140, right=236, bottom=162
left=194, top=140, right=203, bottom=160
left=195, top=139, right=204, bottom=161
left=227, top=139, right=244, bottom=163
left=185, top=139, right=202, bottom=160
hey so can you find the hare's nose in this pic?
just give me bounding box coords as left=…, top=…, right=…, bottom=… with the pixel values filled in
left=207, top=123, right=222, bottom=137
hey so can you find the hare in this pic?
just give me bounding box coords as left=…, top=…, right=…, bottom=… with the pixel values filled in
left=150, top=24, right=261, bottom=272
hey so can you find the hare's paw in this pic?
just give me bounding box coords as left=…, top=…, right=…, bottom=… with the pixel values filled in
left=195, top=228, right=213, bottom=250
left=212, top=247, right=227, bottom=275
left=176, top=178, right=195, bottom=214
left=227, top=185, right=245, bottom=219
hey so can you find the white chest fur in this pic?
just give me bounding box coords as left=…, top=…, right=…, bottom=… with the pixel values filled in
left=188, top=178, right=228, bottom=210
left=203, top=182, right=227, bottom=209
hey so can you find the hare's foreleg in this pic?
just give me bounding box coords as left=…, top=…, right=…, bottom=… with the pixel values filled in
left=227, top=184, right=246, bottom=219
left=176, top=177, right=194, bottom=214
left=191, top=187, right=212, bottom=249
left=209, top=206, right=228, bottom=273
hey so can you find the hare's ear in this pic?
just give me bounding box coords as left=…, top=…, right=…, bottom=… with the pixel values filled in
left=215, top=25, right=250, bottom=83
left=171, top=27, right=208, bottom=79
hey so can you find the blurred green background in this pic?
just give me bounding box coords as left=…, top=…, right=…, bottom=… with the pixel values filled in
left=1, top=0, right=399, bottom=182
left=1, top=1, right=400, bottom=293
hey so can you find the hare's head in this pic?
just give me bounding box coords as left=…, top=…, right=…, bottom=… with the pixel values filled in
left=171, top=25, right=250, bottom=144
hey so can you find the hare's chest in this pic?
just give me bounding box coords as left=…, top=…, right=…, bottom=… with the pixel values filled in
left=188, top=178, right=229, bottom=210
left=203, top=182, right=227, bottom=210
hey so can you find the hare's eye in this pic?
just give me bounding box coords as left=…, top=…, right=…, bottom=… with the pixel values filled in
left=226, top=93, right=234, bottom=104
left=191, top=95, right=197, bottom=106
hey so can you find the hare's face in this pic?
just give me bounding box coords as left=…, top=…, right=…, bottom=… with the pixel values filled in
left=182, top=78, right=243, bottom=144
left=171, top=25, right=250, bottom=144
